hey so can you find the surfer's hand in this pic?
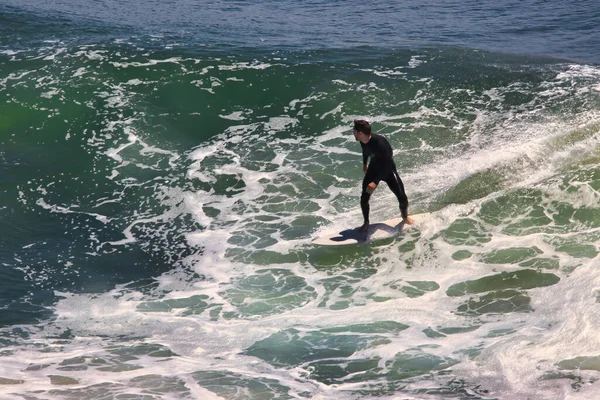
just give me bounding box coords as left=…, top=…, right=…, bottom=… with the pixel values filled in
left=363, top=164, right=368, bottom=174
left=366, top=182, right=377, bottom=194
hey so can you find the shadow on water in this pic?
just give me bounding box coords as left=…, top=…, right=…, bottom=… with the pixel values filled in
left=320, top=220, right=406, bottom=244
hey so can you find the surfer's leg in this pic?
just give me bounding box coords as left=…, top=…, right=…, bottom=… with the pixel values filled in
left=385, top=171, right=409, bottom=219
left=359, top=168, right=379, bottom=232
left=360, top=180, right=371, bottom=225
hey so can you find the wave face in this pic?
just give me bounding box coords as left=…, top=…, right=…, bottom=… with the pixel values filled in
left=2, top=2, right=600, bottom=399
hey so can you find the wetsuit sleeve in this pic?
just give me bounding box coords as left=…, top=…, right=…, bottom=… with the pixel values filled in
left=361, top=143, right=368, bottom=165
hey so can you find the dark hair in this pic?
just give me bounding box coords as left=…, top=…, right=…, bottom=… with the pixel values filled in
left=353, top=119, right=371, bottom=135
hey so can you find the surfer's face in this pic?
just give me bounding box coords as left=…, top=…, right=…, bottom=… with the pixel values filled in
left=353, top=129, right=368, bottom=143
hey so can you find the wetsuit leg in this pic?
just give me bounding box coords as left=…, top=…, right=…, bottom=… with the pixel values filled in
left=361, top=167, right=381, bottom=224
left=384, top=170, right=409, bottom=219
left=360, top=191, right=371, bottom=223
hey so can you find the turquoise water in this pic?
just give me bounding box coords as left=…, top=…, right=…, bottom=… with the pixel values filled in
left=2, top=1, right=600, bottom=399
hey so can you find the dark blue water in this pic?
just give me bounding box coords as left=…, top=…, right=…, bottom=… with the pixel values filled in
left=2, top=0, right=600, bottom=61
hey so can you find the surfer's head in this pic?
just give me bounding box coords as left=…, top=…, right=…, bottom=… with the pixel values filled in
left=353, top=119, right=371, bottom=142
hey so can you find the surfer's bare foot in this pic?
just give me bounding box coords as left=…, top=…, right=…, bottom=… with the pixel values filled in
left=403, top=216, right=415, bottom=225
left=357, top=223, right=369, bottom=233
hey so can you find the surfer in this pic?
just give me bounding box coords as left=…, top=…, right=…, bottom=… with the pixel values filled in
left=353, top=119, right=414, bottom=233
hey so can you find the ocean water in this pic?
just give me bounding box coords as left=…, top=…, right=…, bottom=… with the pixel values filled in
left=2, top=1, right=600, bottom=399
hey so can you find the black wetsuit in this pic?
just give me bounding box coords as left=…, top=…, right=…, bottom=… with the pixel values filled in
left=360, top=133, right=408, bottom=222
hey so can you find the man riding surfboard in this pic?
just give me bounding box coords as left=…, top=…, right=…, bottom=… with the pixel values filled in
left=353, top=119, right=414, bottom=233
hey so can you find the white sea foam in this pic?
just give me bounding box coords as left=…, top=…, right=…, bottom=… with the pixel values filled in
left=218, top=111, right=247, bottom=121
left=41, top=47, right=66, bottom=61
left=72, top=67, right=87, bottom=78
left=111, top=57, right=185, bottom=68
left=408, top=55, right=426, bottom=68
left=5, top=54, right=600, bottom=400
left=217, top=61, right=273, bottom=71
left=36, top=198, right=110, bottom=224
left=40, top=89, right=60, bottom=98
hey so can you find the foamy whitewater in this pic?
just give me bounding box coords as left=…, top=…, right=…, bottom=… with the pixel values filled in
left=2, top=1, right=600, bottom=399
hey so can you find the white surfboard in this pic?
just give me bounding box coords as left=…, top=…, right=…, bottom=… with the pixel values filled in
left=312, top=213, right=431, bottom=246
